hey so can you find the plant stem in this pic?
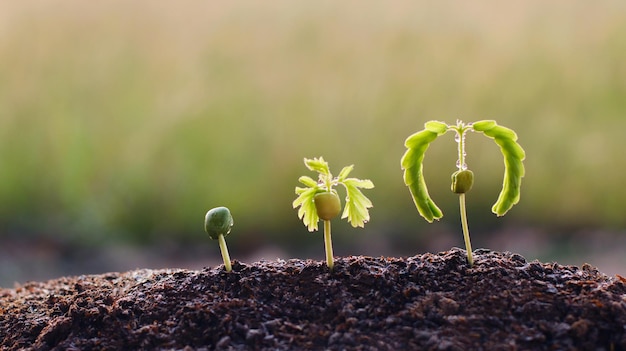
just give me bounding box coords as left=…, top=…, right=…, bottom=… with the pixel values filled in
left=323, top=219, right=334, bottom=270
left=218, top=234, right=232, bottom=272
left=458, top=193, right=474, bottom=266
left=453, top=121, right=474, bottom=266
left=455, top=120, right=468, bottom=170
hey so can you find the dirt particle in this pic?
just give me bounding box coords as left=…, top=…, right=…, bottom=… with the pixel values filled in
left=216, top=336, right=231, bottom=348
left=570, top=319, right=590, bottom=336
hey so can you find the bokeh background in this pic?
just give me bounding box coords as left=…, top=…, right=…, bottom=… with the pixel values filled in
left=1, top=1, right=625, bottom=287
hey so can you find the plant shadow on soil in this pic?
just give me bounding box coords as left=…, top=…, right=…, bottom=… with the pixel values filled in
left=1, top=248, right=625, bottom=350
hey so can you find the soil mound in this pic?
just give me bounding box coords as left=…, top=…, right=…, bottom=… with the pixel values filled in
left=1, top=249, right=625, bottom=350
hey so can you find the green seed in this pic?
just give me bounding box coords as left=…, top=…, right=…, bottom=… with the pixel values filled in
left=451, top=169, right=474, bottom=194
left=204, top=207, right=234, bottom=240
left=314, top=192, right=342, bottom=221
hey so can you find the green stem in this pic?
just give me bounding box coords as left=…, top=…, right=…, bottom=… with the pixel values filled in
left=218, top=233, right=232, bottom=272
left=458, top=132, right=465, bottom=169
left=455, top=121, right=468, bottom=170
left=323, top=219, right=334, bottom=270
left=459, top=193, right=474, bottom=266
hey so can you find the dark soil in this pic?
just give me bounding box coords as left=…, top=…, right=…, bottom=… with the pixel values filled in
left=1, top=248, right=625, bottom=350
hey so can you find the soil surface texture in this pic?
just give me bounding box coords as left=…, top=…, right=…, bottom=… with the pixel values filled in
left=1, top=248, right=625, bottom=350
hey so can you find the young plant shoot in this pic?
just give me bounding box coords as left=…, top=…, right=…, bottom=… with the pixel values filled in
left=204, top=206, right=234, bottom=272
left=401, top=120, right=525, bottom=266
left=293, top=157, right=374, bottom=270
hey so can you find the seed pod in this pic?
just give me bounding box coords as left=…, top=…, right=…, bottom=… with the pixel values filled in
left=204, top=207, right=234, bottom=240
left=314, top=192, right=341, bottom=221
left=451, top=169, right=474, bottom=194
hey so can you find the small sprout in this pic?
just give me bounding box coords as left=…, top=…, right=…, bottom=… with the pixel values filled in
left=293, top=157, right=374, bottom=270
left=401, top=120, right=526, bottom=266
left=204, top=206, right=234, bottom=272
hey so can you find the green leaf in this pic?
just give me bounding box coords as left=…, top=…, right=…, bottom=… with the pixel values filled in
left=292, top=186, right=321, bottom=231
left=470, top=120, right=497, bottom=132
left=304, top=157, right=330, bottom=176
left=404, top=129, right=439, bottom=149
left=298, top=176, right=318, bottom=188
left=401, top=125, right=447, bottom=222
left=471, top=121, right=526, bottom=216
left=489, top=125, right=518, bottom=141
left=340, top=178, right=374, bottom=228
left=342, top=177, right=374, bottom=189
left=337, top=165, right=354, bottom=181
left=424, top=120, right=448, bottom=134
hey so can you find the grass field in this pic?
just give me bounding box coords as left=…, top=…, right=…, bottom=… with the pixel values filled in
left=1, top=2, right=625, bottom=273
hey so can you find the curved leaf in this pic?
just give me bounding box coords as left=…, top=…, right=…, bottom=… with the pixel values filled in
left=470, top=120, right=497, bottom=132
left=401, top=124, right=448, bottom=222
left=471, top=120, right=526, bottom=216
left=424, top=120, right=449, bottom=134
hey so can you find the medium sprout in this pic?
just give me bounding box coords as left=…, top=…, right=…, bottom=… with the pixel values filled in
left=293, top=157, right=374, bottom=270
left=204, top=206, right=234, bottom=272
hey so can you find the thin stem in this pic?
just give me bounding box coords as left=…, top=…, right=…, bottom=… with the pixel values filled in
left=323, top=219, right=334, bottom=270
left=459, top=193, right=474, bottom=266
left=218, top=234, right=232, bottom=272
left=454, top=120, right=468, bottom=171
left=458, top=131, right=465, bottom=170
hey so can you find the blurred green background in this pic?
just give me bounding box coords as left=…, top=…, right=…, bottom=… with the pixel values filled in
left=1, top=1, right=625, bottom=286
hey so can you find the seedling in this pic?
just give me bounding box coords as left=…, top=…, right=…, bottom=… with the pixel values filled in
left=293, top=157, right=374, bottom=270
left=204, top=206, right=234, bottom=272
left=401, top=120, right=525, bottom=266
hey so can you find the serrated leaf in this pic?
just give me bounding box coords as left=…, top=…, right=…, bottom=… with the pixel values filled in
left=298, top=176, right=318, bottom=188
left=292, top=186, right=320, bottom=231
left=343, top=177, right=374, bottom=189
left=337, top=165, right=354, bottom=181
left=340, top=178, right=374, bottom=228
left=304, top=157, right=330, bottom=176
left=295, top=156, right=374, bottom=231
